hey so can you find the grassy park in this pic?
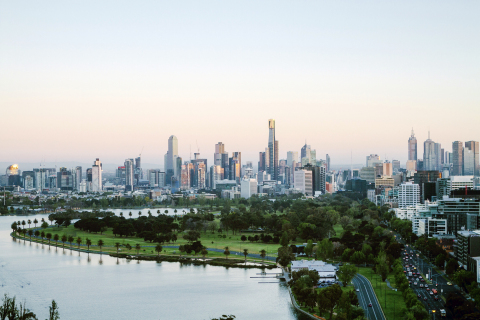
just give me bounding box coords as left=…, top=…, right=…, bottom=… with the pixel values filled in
left=358, top=267, right=406, bottom=320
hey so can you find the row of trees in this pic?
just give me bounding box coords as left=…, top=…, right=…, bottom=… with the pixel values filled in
left=0, top=294, right=59, bottom=320
left=288, top=269, right=365, bottom=320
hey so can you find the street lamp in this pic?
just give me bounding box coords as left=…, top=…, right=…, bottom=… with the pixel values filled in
left=431, top=309, right=436, bottom=320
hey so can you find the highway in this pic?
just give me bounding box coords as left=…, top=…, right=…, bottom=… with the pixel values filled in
left=397, top=235, right=456, bottom=319
left=353, top=274, right=385, bottom=320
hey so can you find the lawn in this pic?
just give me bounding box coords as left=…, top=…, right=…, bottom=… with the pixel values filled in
left=358, top=267, right=406, bottom=320
left=333, top=224, right=344, bottom=237
left=20, top=224, right=283, bottom=256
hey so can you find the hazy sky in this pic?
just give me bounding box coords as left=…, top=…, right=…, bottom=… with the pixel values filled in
left=1, top=1, right=479, bottom=169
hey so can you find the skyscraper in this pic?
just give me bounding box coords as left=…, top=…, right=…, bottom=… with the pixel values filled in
left=423, top=132, right=437, bottom=171
left=452, top=141, right=463, bottom=176
left=91, top=158, right=102, bottom=192
left=214, top=142, right=225, bottom=166
left=301, top=143, right=311, bottom=165
left=75, top=166, right=82, bottom=191
left=164, top=135, right=178, bottom=184
left=465, top=141, right=479, bottom=176
left=326, top=154, right=330, bottom=172
left=408, top=128, right=417, bottom=161
left=125, top=158, right=135, bottom=191
left=267, top=119, right=278, bottom=180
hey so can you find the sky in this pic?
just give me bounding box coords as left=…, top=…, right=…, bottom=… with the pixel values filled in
left=1, top=1, right=479, bottom=169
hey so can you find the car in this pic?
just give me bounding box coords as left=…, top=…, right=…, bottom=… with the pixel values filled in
left=403, top=270, right=407, bottom=273
left=419, top=276, right=423, bottom=279
left=418, top=294, right=421, bottom=298
left=356, top=289, right=359, bottom=292
left=447, top=282, right=452, bottom=286
left=426, top=288, right=430, bottom=291
left=434, top=296, right=439, bottom=301
left=424, top=297, right=427, bottom=301
left=425, top=284, right=429, bottom=288
left=429, top=291, right=433, bottom=295
left=414, top=282, right=417, bottom=286
left=420, top=284, right=424, bottom=288
left=368, top=303, right=372, bottom=307
left=421, top=279, right=425, bottom=282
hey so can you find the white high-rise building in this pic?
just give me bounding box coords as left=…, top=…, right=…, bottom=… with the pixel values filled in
left=125, top=159, right=135, bottom=191
left=287, top=151, right=298, bottom=168
left=241, top=178, right=257, bottom=199
left=91, top=158, right=102, bottom=192
left=398, top=182, right=420, bottom=208
left=294, top=170, right=313, bottom=196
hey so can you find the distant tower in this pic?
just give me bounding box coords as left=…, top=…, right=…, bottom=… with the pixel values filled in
left=91, top=158, right=102, bottom=192
left=408, top=128, right=417, bottom=161
left=452, top=141, right=464, bottom=176
left=267, top=119, right=278, bottom=180
left=164, top=135, right=178, bottom=184
left=423, top=131, right=436, bottom=171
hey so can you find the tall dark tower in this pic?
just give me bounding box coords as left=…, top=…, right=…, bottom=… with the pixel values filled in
left=408, top=128, right=417, bottom=161
left=267, top=119, right=278, bottom=180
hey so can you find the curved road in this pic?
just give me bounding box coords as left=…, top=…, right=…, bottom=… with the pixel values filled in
left=353, top=274, right=385, bottom=320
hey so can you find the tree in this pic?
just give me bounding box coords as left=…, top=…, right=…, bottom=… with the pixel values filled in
left=53, top=234, right=59, bottom=247
left=68, top=236, right=74, bottom=251
left=0, top=294, right=38, bottom=320
left=277, top=246, right=295, bottom=268
left=155, top=244, right=162, bottom=256
left=201, top=247, right=208, bottom=259
left=316, top=238, right=334, bottom=261
left=41, top=222, right=49, bottom=229
left=129, top=212, right=132, bottom=219
left=86, top=238, right=92, bottom=252
left=34, top=230, right=40, bottom=239
left=280, top=231, right=289, bottom=247
left=317, top=284, right=343, bottom=320
left=48, top=300, right=60, bottom=320
left=135, top=243, right=141, bottom=255
left=241, top=235, right=246, bottom=242
left=27, top=219, right=31, bottom=229
left=446, top=258, right=458, bottom=275
left=21, top=229, right=27, bottom=242
left=375, top=250, right=389, bottom=281
left=350, top=251, right=366, bottom=265
left=435, top=254, right=447, bottom=269
left=336, top=264, right=358, bottom=287
left=260, top=249, right=267, bottom=263
left=11, top=222, right=17, bottom=234
left=304, top=240, right=314, bottom=257
left=40, top=231, right=45, bottom=241
left=61, top=234, right=67, bottom=248
left=33, top=218, right=38, bottom=228
left=46, top=233, right=52, bottom=248
left=224, top=246, right=230, bottom=260
left=27, top=229, right=33, bottom=242
left=22, top=220, right=26, bottom=229
left=115, top=242, right=121, bottom=254
left=243, top=249, right=248, bottom=262
left=76, top=237, right=82, bottom=249
left=97, top=239, right=104, bottom=253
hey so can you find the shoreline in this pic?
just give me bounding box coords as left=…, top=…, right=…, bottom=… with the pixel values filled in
left=11, top=232, right=277, bottom=270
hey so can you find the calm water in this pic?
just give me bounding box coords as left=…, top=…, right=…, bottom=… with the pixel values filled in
left=0, top=213, right=305, bottom=320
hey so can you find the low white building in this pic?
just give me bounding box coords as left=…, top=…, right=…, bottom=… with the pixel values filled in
left=290, top=260, right=337, bottom=281
left=240, top=178, right=257, bottom=199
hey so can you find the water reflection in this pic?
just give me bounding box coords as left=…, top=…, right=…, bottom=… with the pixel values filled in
left=0, top=213, right=303, bottom=320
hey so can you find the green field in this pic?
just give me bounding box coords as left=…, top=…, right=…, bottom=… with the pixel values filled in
left=358, top=267, right=406, bottom=320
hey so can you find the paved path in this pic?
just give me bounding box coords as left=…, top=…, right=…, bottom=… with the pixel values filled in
left=352, top=274, right=386, bottom=320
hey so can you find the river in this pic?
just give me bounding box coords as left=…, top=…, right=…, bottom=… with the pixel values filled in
left=0, top=213, right=307, bottom=320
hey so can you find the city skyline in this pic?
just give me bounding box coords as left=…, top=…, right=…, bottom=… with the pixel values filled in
left=1, top=1, right=479, bottom=166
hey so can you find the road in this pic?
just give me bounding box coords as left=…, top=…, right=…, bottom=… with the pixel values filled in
left=353, top=274, right=385, bottom=320
left=397, top=235, right=456, bottom=319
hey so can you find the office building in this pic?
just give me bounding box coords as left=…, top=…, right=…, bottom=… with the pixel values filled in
left=383, top=161, right=393, bottom=177
left=414, top=171, right=442, bottom=202
left=423, top=132, right=437, bottom=171
left=360, top=167, right=375, bottom=184
left=164, top=135, right=178, bottom=184
left=125, top=159, right=135, bottom=191
left=75, top=166, right=82, bottom=191
left=366, top=154, right=382, bottom=167
left=465, top=141, right=479, bottom=176
left=57, top=167, right=73, bottom=191
left=22, top=171, right=35, bottom=190
left=398, top=182, right=420, bottom=208
left=294, top=169, right=313, bottom=196
left=241, top=178, right=257, bottom=199
left=326, top=154, right=330, bottom=172
left=91, top=158, right=102, bottom=192
left=408, top=128, right=417, bottom=161
left=452, top=141, right=464, bottom=176
left=267, top=119, right=279, bottom=180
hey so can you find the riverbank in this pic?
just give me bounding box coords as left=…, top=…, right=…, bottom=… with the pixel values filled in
left=110, top=253, right=277, bottom=269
